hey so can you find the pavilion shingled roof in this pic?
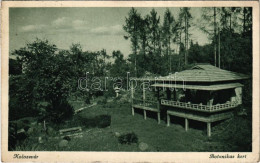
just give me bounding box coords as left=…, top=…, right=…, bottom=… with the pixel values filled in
left=158, top=64, right=249, bottom=82
left=133, top=64, right=249, bottom=82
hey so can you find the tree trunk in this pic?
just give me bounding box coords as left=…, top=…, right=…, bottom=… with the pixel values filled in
left=218, top=26, right=221, bottom=68
left=143, top=37, right=146, bottom=70
left=184, top=12, right=187, bottom=65
left=134, top=46, right=137, bottom=77
left=229, top=13, right=232, bottom=32
left=179, top=22, right=182, bottom=69
left=243, top=7, right=246, bottom=35
left=187, top=17, right=189, bottom=65
left=158, top=30, right=162, bottom=72
left=214, top=7, right=217, bottom=67
left=169, top=36, right=171, bottom=72
left=178, top=30, right=182, bottom=70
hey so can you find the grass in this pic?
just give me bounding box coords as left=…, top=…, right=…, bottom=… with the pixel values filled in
left=12, top=96, right=252, bottom=152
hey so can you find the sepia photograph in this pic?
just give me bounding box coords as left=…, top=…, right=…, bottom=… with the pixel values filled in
left=1, top=1, right=259, bottom=162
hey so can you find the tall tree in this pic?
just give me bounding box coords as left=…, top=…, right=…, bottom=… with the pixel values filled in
left=176, top=10, right=185, bottom=69
left=200, top=7, right=220, bottom=66
left=11, top=39, right=74, bottom=122
left=214, top=7, right=217, bottom=66
left=147, top=9, right=161, bottom=55
left=111, top=50, right=128, bottom=77
left=241, top=7, right=252, bottom=36
left=138, top=16, right=149, bottom=70
left=162, top=8, right=175, bottom=72
left=179, top=7, right=192, bottom=65
left=100, top=49, right=110, bottom=75
left=123, top=8, right=142, bottom=77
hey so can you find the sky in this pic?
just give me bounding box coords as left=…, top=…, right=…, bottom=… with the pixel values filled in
left=9, top=7, right=210, bottom=57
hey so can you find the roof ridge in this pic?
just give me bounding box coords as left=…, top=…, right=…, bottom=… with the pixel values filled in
left=191, top=65, right=204, bottom=70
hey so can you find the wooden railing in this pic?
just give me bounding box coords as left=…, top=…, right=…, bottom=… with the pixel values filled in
left=161, top=99, right=238, bottom=112
left=132, top=98, right=158, bottom=109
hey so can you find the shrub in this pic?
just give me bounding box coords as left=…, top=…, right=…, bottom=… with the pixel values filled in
left=63, top=136, right=71, bottom=141
left=8, top=122, right=17, bottom=150
left=212, top=115, right=252, bottom=151
left=97, top=97, right=107, bottom=105
left=64, top=114, right=111, bottom=129
left=118, top=132, right=138, bottom=144
left=96, top=115, right=111, bottom=128
left=24, top=126, right=30, bottom=132
left=113, top=96, right=121, bottom=101
left=85, top=98, right=91, bottom=104
left=48, top=100, right=74, bottom=123
left=79, top=115, right=111, bottom=128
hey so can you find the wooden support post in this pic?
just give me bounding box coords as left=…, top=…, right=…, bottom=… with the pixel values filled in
left=173, top=89, right=177, bottom=101
left=157, top=88, right=161, bottom=106
left=156, top=87, right=161, bottom=124
left=167, top=114, right=170, bottom=127
left=207, top=122, right=211, bottom=137
left=157, top=112, right=160, bottom=124
left=157, top=99, right=161, bottom=122
left=157, top=88, right=160, bottom=99
left=185, top=118, right=189, bottom=131
left=144, top=110, right=147, bottom=120
left=166, top=88, right=171, bottom=100
left=131, top=80, right=134, bottom=103
left=131, top=80, right=134, bottom=116
left=143, top=82, right=145, bottom=104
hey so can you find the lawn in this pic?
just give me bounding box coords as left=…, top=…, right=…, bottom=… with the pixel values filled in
left=12, top=95, right=252, bottom=152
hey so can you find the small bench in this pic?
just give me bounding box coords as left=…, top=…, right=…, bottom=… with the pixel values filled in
left=59, top=127, right=83, bottom=138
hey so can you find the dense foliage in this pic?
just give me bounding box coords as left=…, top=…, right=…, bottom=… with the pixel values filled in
left=123, top=7, right=252, bottom=76
left=9, top=40, right=110, bottom=121
left=9, top=7, right=252, bottom=151
left=118, top=132, right=138, bottom=144
left=9, top=7, right=252, bottom=120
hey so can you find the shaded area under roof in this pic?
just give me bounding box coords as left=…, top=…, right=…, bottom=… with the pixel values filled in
left=152, top=83, right=243, bottom=91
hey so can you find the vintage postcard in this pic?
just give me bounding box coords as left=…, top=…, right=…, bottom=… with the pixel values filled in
left=1, top=1, right=259, bottom=162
